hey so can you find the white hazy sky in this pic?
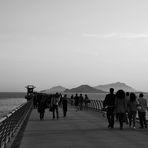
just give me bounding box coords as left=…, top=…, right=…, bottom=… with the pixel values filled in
left=1, top=0, right=148, bottom=92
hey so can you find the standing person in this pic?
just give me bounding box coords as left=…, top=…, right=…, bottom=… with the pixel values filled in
left=79, top=94, right=84, bottom=111
left=103, top=88, right=116, bottom=128
left=33, top=92, right=38, bottom=109
left=74, top=94, right=79, bottom=111
left=115, top=89, right=127, bottom=130
left=127, top=93, right=138, bottom=129
left=125, top=92, right=130, bottom=124
left=61, top=94, right=68, bottom=117
left=137, top=93, right=147, bottom=128
left=50, top=93, right=60, bottom=120
left=84, top=94, right=90, bottom=107
left=38, top=94, right=47, bottom=120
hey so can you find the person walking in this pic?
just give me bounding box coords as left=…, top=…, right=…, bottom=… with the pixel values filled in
left=61, top=94, right=68, bottom=117
left=115, top=89, right=127, bottom=130
left=103, top=88, right=116, bottom=128
left=137, top=93, right=147, bottom=128
left=79, top=94, right=84, bottom=111
left=124, top=92, right=130, bottom=124
left=84, top=94, right=90, bottom=108
left=74, top=94, right=79, bottom=111
left=127, top=93, right=138, bottom=129
left=37, top=94, right=47, bottom=120
left=50, top=93, right=60, bottom=120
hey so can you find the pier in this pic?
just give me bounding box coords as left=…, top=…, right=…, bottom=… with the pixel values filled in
left=1, top=99, right=148, bottom=148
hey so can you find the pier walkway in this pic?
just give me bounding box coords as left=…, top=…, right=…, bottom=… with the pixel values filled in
left=19, top=106, right=148, bottom=148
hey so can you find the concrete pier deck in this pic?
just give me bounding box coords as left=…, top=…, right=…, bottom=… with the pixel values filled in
left=20, top=106, right=148, bottom=148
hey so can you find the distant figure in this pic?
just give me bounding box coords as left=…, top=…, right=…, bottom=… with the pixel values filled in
left=38, top=94, right=47, bottom=120
left=70, top=94, right=74, bottom=105
left=137, top=93, right=147, bottom=128
left=103, top=88, right=116, bottom=128
left=79, top=94, right=84, bottom=110
left=127, top=93, right=138, bottom=129
left=33, top=92, right=38, bottom=109
left=115, top=89, right=127, bottom=130
left=61, top=94, right=68, bottom=117
left=50, top=93, right=60, bottom=120
left=84, top=94, right=90, bottom=107
left=74, top=94, right=79, bottom=111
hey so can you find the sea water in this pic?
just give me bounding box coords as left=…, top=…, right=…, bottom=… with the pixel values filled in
left=0, top=98, right=27, bottom=118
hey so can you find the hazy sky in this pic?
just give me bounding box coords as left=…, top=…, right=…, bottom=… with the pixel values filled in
left=1, top=0, right=148, bottom=92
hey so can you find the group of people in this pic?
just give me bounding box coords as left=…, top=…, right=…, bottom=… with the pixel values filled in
left=70, top=94, right=90, bottom=111
left=103, top=88, right=148, bottom=130
left=33, top=92, right=68, bottom=120
left=32, top=89, right=147, bottom=129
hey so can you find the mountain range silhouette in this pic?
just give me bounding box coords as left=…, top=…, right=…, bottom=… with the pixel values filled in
left=41, top=82, right=137, bottom=93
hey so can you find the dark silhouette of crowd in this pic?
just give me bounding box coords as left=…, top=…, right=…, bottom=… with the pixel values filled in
left=103, top=88, right=148, bottom=130
left=32, top=92, right=91, bottom=120
left=31, top=90, right=147, bottom=130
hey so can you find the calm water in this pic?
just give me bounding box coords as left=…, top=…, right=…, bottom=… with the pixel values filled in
left=0, top=92, right=27, bottom=118
left=0, top=98, right=27, bottom=118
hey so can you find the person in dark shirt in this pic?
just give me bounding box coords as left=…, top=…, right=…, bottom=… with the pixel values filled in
left=103, top=88, right=116, bottom=128
left=79, top=94, right=84, bottom=111
left=74, top=94, right=79, bottom=111
left=61, top=94, right=68, bottom=117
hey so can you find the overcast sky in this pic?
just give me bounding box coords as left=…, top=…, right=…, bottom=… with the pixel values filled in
left=1, top=0, right=148, bottom=92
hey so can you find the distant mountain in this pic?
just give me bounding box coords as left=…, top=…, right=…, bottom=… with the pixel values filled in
left=94, top=82, right=136, bottom=92
left=64, top=85, right=106, bottom=93
left=41, top=86, right=66, bottom=94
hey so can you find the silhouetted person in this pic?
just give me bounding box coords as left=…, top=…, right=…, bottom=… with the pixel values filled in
left=127, top=93, right=138, bottom=129
left=137, top=93, right=147, bottom=128
left=115, top=89, right=127, bottom=130
left=84, top=94, right=90, bottom=107
left=33, top=92, right=38, bottom=109
left=61, top=94, right=68, bottom=117
left=74, top=94, right=79, bottom=111
left=38, top=94, right=47, bottom=120
left=125, top=92, right=130, bottom=124
left=79, top=94, right=84, bottom=110
left=51, top=93, right=60, bottom=120
left=103, top=88, right=116, bottom=128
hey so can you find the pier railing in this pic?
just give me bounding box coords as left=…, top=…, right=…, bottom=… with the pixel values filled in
left=80, top=99, right=148, bottom=122
left=83, top=100, right=104, bottom=112
left=0, top=100, right=33, bottom=148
